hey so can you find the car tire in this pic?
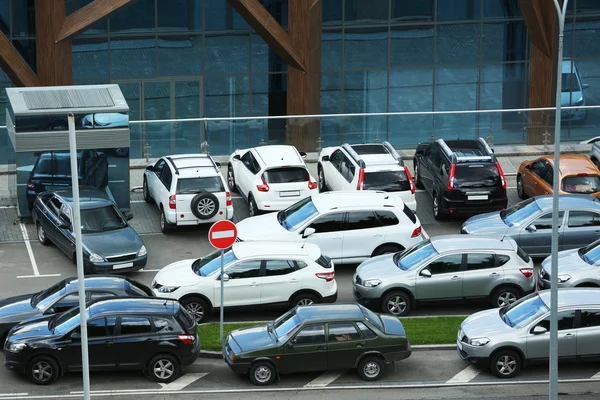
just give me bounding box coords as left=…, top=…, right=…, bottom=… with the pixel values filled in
left=143, top=177, right=153, bottom=203
left=227, top=165, right=238, bottom=193
left=248, top=195, right=259, bottom=217
left=432, top=192, right=446, bottom=220
left=492, top=287, right=521, bottom=308
left=37, top=223, right=50, bottom=246
left=290, top=292, right=320, bottom=308
left=318, top=165, right=328, bottom=192
left=372, top=244, right=402, bottom=257
left=357, top=356, right=384, bottom=381
left=490, top=349, right=521, bottom=379
left=160, top=207, right=173, bottom=234
left=249, top=361, right=276, bottom=386
left=147, top=353, right=181, bottom=383
left=414, top=163, right=424, bottom=189
left=516, top=175, right=527, bottom=199
left=181, top=296, right=209, bottom=323
left=26, top=355, right=59, bottom=385
left=115, top=147, right=129, bottom=157
left=382, top=291, right=411, bottom=316
left=190, top=191, right=219, bottom=220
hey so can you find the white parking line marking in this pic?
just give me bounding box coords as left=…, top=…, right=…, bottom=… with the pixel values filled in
left=136, top=269, right=161, bottom=272
left=304, top=370, right=344, bottom=387
left=446, top=364, right=481, bottom=383
left=158, top=373, right=208, bottom=390
left=211, top=230, right=234, bottom=239
left=17, top=274, right=61, bottom=279
left=19, top=222, right=39, bottom=276
left=0, top=205, right=16, bottom=209
left=109, top=164, right=117, bottom=167
left=130, top=200, right=146, bottom=203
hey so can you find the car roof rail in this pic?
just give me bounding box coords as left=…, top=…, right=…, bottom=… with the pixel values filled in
left=166, top=156, right=180, bottom=175
left=341, top=143, right=366, bottom=169
left=381, top=141, right=404, bottom=166
left=436, top=138, right=496, bottom=164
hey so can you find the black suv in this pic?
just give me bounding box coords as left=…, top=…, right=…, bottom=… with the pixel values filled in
left=4, top=297, right=199, bottom=385
left=413, top=138, right=507, bottom=219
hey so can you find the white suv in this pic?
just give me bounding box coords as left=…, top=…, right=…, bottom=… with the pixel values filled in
left=235, top=191, right=423, bottom=265
left=227, top=145, right=318, bottom=217
left=151, top=241, right=337, bottom=323
left=317, top=141, right=416, bottom=211
left=143, top=154, right=233, bottom=234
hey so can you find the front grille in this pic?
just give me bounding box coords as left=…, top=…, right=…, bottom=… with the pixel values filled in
left=106, top=253, right=137, bottom=263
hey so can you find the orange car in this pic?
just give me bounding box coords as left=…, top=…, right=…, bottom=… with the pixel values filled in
left=517, top=154, right=600, bottom=199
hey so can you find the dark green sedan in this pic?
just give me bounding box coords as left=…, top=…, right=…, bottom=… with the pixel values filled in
left=223, top=303, right=411, bottom=385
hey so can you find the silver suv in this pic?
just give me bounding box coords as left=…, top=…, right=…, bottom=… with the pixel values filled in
left=458, top=289, right=600, bottom=378
left=353, top=235, right=534, bottom=316
left=538, top=238, right=600, bottom=289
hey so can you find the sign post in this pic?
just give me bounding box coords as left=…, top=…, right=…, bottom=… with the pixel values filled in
left=208, top=220, right=238, bottom=343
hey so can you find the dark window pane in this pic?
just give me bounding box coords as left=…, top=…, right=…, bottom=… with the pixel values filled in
left=322, top=29, right=342, bottom=71
left=309, top=213, right=344, bottom=233
left=364, top=170, right=410, bottom=192
left=177, top=177, right=224, bottom=194
left=87, top=318, right=107, bottom=338
left=497, top=254, right=511, bottom=266
left=251, top=74, right=268, bottom=117
left=392, top=0, right=433, bottom=22
left=437, top=0, right=481, bottom=21
left=375, top=210, right=400, bottom=226
left=174, top=80, right=202, bottom=154
left=403, top=204, right=417, bottom=224
left=205, top=33, right=250, bottom=74
left=120, top=83, right=141, bottom=158
left=265, top=260, right=297, bottom=276
left=427, top=254, right=463, bottom=275
left=455, top=164, right=501, bottom=187
left=320, top=72, right=342, bottom=145
left=343, top=69, right=387, bottom=143
left=205, top=75, right=250, bottom=117
left=0, top=0, right=9, bottom=35
left=13, top=39, right=36, bottom=73
left=580, top=309, right=600, bottom=328
left=483, top=0, right=522, bottom=18
left=532, top=212, right=564, bottom=230
left=54, top=293, right=79, bottom=312
left=73, top=37, right=108, bottom=80
left=482, top=21, right=527, bottom=63
left=434, top=66, right=478, bottom=139
left=436, top=24, right=480, bottom=64
left=567, top=211, right=600, bottom=227
left=574, top=0, right=600, bottom=16
left=263, top=167, right=308, bottom=183
left=572, top=17, right=600, bottom=58
left=356, top=321, right=378, bottom=339
left=466, top=253, right=496, bottom=270
left=110, top=37, right=156, bottom=78
left=344, top=0, right=389, bottom=25
left=227, top=260, right=261, bottom=279
left=89, top=291, right=116, bottom=301
left=294, top=324, right=325, bottom=345
left=323, top=0, right=343, bottom=26
left=153, top=317, right=178, bottom=333
left=390, top=25, right=434, bottom=66
left=106, top=317, right=116, bottom=335
left=66, top=0, right=107, bottom=33
left=205, top=0, right=249, bottom=31
left=110, top=0, right=155, bottom=33
left=157, top=0, right=202, bottom=32
left=120, top=317, right=153, bottom=335
left=344, top=27, right=388, bottom=69
left=12, top=0, right=35, bottom=36
left=345, top=211, right=380, bottom=231
left=157, top=35, right=202, bottom=76
left=328, top=322, right=362, bottom=342
left=537, top=311, right=576, bottom=331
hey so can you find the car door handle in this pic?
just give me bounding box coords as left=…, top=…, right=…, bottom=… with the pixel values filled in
left=451, top=276, right=461, bottom=280
left=373, top=233, right=383, bottom=238
left=333, top=236, right=342, bottom=240
left=490, top=272, right=499, bottom=277
left=356, top=343, right=363, bottom=348
left=251, top=282, right=259, bottom=286
left=316, top=346, right=326, bottom=351
left=290, top=278, right=299, bottom=284
left=564, top=333, right=575, bottom=338
left=104, top=341, right=114, bottom=345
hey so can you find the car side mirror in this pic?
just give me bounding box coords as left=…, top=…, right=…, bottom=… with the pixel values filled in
left=126, top=213, right=134, bottom=221
left=532, top=325, right=547, bottom=335
left=221, top=273, right=230, bottom=282
left=321, top=155, right=330, bottom=162
left=232, top=155, right=241, bottom=161
left=303, top=227, right=316, bottom=238
left=299, top=152, right=307, bottom=158
left=71, top=331, right=81, bottom=340
left=420, top=269, right=432, bottom=278
left=215, top=162, right=221, bottom=168
left=526, top=225, right=537, bottom=233
left=583, top=83, right=590, bottom=89
left=146, top=165, right=154, bottom=171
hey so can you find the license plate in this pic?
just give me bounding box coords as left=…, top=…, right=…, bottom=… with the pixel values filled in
left=113, top=262, right=134, bottom=270
left=468, top=195, right=488, bottom=201
left=280, top=190, right=300, bottom=198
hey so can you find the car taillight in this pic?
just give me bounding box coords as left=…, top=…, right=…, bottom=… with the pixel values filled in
left=178, top=334, right=195, bottom=345
left=411, top=226, right=422, bottom=238
left=447, top=164, right=456, bottom=192
left=315, top=271, right=335, bottom=282
left=257, top=176, right=270, bottom=192
left=226, top=191, right=232, bottom=207
left=403, top=166, right=415, bottom=194
left=496, top=162, right=507, bottom=190
left=27, top=179, right=35, bottom=189
left=308, top=177, right=318, bottom=190
left=520, top=268, right=533, bottom=278
left=357, top=168, right=365, bottom=190
left=169, top=194, right=176, bottom=209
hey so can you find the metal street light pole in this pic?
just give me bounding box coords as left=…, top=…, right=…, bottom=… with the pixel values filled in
left=550, top=1, right=569, bottom=399
left=68, top=113, right=91, bottom=400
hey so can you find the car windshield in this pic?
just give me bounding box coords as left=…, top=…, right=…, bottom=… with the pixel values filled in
left=454, top=164, right=501, bottom=188
left=562, top=72, right=581, bottom=92
left=81, top=206, right=127, bottom=233
left=360, top=305, right=384, bottom=332
left=176, top=177, right=224, bottom=195
left=500, top=198, right=540, bottom=227
left=501, top=293, right=549, bottom=328
left=277, top=197, right=319, bottom=231
left=53, top=307, right=90, bottom=335
left=561, top=175, right=600, bottom=194
left=393, top=240, right=438, bottom=271
left=263, top=167, right=308, bottom=183
left=363, top=170, right=411, bottom=192
left=273, top=309, right=302, bottom=342
left=32, top=280, right=68, bottom=308
left=580, top=239, right=600, bottom=266
left=192, top=248, right=237, bottom=277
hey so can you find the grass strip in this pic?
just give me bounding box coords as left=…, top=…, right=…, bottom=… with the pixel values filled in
left=198, top=316, right=465, bottom=351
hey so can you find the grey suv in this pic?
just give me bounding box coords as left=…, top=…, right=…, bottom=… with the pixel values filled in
left=538, top=238, right=600, bottom=289
left=458, top=289, right=600, bottom=378
left=353, top=235, right=534, bottom=316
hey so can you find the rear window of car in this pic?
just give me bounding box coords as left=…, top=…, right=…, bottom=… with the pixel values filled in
left=34, top=155, right=53, bottom=175
left=561, top=175, right=600, bottom=194
left=177, top=177, right=224, bottom=194
left=363, top=170, right=410, bottom=192
left=175, top=306, right=195, bottom=330
left=403, top=204, right=417, bottom=224
left=516, top=245, right=531, bottom=263
left=263, top=167, right=308, bottom=184
left=454, top=163, right=501, bottom=188
left=126, top=280, right=154, bottom=297
left=315, top=254, right=332, bottom=269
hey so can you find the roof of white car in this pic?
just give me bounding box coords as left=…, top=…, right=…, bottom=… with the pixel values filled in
left=539, top=288, right=600, bottom=308
left=430, top=234, right=516, bottom=253
left=167, top=154, right=221, bottom=178
left=312, top=191, right=403, bottom=211
left=232, top=241, right=319, bottom=259
left=252, top=145, right=304, bottom=168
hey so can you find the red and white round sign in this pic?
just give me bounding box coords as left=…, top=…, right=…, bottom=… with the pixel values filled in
left=208, top=220, right=238, bottom=249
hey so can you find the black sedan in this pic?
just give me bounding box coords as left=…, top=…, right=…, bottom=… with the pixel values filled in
left=0, top=275, right=154, bottom=347
left=32, top=186, right=147, bottom=273
left=4, top=297, right=199, bottom=385
left=223, top=304, right=411, bottom=385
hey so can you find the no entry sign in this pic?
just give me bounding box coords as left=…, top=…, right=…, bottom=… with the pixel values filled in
left=208, top=220, right=238, bottom=249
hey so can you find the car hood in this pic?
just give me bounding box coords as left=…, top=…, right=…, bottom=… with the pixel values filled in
left=229, top=324, right=277, bottom=353
left=462, top=212, right=507, bottom=234
left=8, top=316, right=54, bottom=343
left=541, top=248, right=589, bottom=274
left=357, top=254, right=406, bottom=280
left=460, top=308, right=512, bottom=338
left=236, top=213, right=295, bottom=241
left=154, top=259, right=200, bottom=287
left=0, top=293, right=37, bottom=323
left=83, top=226, right=144, bottom=258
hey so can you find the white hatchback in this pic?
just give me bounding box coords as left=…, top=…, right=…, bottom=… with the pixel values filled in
left=151, top=241, right=337, bottom=323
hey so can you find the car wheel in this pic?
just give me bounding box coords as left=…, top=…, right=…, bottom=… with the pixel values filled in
left=414, top=163, right=424, bottom=189
left=249, top=361, right=276, bottom=386
left=160, top=207, right=173, bottom=234
left=248, top=195, right=259, bottom=217
left=372, top=245, right=401, bottom=257
left=181, top=297, right=209, bottom=323
left=382, top=291, right=411, bottom=316
left=318, top=166, right=327, bottom=192
left=492, top=287, right=521, bottom=308
left=147, top=354, right=180, bottom=383
left=516, top=175, right=527, bottom=199
left=115, top=147, right=129, bottom=157
left=190, top=192, right=219, bottom=220
left=37, top=223, right=49, bottom=246
left=291, top=292, right=320, bottom=308
left=357, top=356, right=384, bottom=381
left=143, top=177, right=153, bottom=203
left=432, top=193, right=446, bottom=220
left=490, top=349, right=521, bottom=379
left=26, top=356, right=59, bottom=385
left=227, top=165, right=238, bottom=193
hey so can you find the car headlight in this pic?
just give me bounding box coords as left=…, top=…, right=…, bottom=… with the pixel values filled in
left=558, top=274, right=571, bottom=283
left=468, top=337, right=490, bottom=346
left=157, top=285, right=179, bottom=293
left=89, top=252, right=105, bottom=263
left=575, top=97, right=584, bottom=106
left=362, top=279, right=382, bottom=288
left=8, top=342, right=27, bottom=353
left=138, top=245, right=147, bottom=257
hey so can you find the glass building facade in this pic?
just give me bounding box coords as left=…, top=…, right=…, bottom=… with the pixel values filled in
left=1, top=0, right=600, bottom=158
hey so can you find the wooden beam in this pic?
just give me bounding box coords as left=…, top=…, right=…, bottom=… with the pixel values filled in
left=518, top=0, right=552, bottom=57
left=56, top=0, right=138, bottom=42
left=227, top=0, right=306, bottom=72
left=36, top=0, right=72, bottom=86
left=0, top=32, right=39, bottom=86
